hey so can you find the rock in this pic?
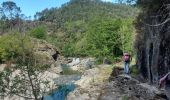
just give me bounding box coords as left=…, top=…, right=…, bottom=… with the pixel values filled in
left=109, top=67, right=124, bottom=81
left=38, top=71, right=59, bottom=92
left=3, top=95, right=25, bottom=100
left=99, top=74, right=166, bottom=100
left=67, top=66, right=112, bottom=100
left=70, top=65, right=79, bottom=71
left=68, top=66, right=166, bottom=100
left=68, top=58, right=80, bottom=67
left=32, top=38, right=60, bottom=64
left=2, top=69, right=59, bottom=100
left=103, top=58, right=112, bottom=64
left=0, top=64, right=6, bottom=71
left=67, top=58, right=95, bottom=71
left=50, top=61, right=62, bottom=74
left=68, top=91, right=90, bottom=100
left=75, top=68, right=100, bottom=88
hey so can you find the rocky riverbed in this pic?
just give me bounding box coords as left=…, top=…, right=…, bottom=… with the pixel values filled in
left=67, top=66, right=166, bottom=100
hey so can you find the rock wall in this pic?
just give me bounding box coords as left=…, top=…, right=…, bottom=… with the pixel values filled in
left=136, top=0, right=170, bottom=84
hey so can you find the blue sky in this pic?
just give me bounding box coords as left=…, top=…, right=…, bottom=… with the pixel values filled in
left=0, top=0, right=114, bottom=18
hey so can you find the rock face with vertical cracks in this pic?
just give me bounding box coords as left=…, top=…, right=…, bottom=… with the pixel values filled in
left=135, top=0, right=170, bottom=84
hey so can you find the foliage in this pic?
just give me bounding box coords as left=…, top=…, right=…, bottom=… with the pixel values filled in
left=1, top=1, right=21, bottom=19
left=0, top=1, right=23, bottom=32
left=30, top=26, right=47, bottom=39
left=119, top=18, right=135, bottom=54
left=85, top=18, right=122, bottom=57
left=62, top=44, right=75, bottom=57
left=0, top=33, right=32, bottom=62
left=37, top=0, right=138, bottom=59
left=0, top=33, right=51, bottom=99
left=69, top=18, right=135, bottom=60
left=36, top=0, right=138, bottom=25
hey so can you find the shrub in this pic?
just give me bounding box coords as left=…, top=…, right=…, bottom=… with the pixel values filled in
left=0, top=33, right=32, bottom=62
left=30, top=26, right=47, bottom=39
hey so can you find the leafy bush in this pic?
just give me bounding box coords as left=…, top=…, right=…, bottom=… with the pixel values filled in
left=0, top=33, right=32, bottom=62
left=0, top=48, right=7, bottom=62
left=30, top=26, right=47, bottom=39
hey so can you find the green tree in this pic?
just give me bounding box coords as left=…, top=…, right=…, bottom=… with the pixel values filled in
left=86, top=18, right=122, bottom=57
left=1, top=1, right=21, bottom=19
left=119, top=18, right=135, bottom=54
left=0, top=33, right=32, bottom=62
left=0, top=1, right=22, bottom=32
left=0, top=33, right=51, bottom=99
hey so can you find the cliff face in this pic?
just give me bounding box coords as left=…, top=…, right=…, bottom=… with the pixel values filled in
left=136, top=0, right=170, bottom=84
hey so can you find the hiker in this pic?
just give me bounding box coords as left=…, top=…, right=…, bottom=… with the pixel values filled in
left=122, top=52, right=131, bottom=74
left=159, top=72, right=170, bottom=100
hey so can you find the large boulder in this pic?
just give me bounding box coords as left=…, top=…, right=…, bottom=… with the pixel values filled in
left=32, top=38, right=60, bottom=64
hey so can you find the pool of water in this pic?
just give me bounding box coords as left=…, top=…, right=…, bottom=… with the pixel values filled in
left=43, top=83, right=76, bottom=100
left=43, top=63, right=81, bottom=100
left=43, top=74, right=81, bottom=100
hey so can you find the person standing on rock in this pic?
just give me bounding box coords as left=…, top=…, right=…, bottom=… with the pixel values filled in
left=159, top=72, right=170, bottom=100
left=122, top=52, right=131, bottom=74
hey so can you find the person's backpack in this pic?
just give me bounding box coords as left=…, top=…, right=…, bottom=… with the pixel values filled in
left=123, top=53, right=130, bottom=62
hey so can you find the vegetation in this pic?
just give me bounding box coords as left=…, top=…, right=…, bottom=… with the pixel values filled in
left=34, top=0, right=138, bottom=62
left=0, top=0, right=138, bottom=61
left=0, top=0, right=140, bottom=99
left=0, top=33, right=32, bottom=62
left=30, top=26, right=47, bottom=39
left=0, top=33, right=52, bottom=99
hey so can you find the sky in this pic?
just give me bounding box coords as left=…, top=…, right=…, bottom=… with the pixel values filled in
left=0, top=0, right=115, bottom=19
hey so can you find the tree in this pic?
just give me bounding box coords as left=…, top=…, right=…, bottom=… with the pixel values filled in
left=0, top=33, right=52, bottom=99
left=1, top=1, right=21, bottom=19
left=119, top=18, right=135, bottom=54
left=0, top=1, right=22, bottom=31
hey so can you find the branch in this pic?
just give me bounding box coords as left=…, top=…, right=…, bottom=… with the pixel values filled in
left=143, top=18, right=170, bottom=27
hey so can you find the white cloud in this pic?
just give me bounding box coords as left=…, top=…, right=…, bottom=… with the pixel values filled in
left=101, top=0, right=113, bottom=2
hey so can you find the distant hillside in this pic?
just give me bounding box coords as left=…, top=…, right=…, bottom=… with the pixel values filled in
left=33, top=0, right=138, bottom=61
left=35, top=0, right=138, bottom=27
